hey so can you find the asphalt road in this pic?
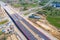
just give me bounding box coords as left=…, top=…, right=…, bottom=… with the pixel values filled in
left=4, top=9, right=37, bottom=40
left=4, top=7, right=50, bottom=40
left=0, top=2, right=38, bottom=40
left=0, top=2, right=51, bottom=40
left=14, top=13, right=51, bottom=40
left=11, top=14, right=37, bottom=40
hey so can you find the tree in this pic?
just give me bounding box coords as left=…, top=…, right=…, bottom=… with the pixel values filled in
left=23, top=7, right=27, bottom=10
left=43, top=6, right=53, bottom=11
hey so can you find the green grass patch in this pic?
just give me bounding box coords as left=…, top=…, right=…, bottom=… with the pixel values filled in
left=0, top=20, right=9, bottom=25
left=28, top=3, right=38, bottom=7
left=47, top=16, right=60, bottom=28
left=21, top=3, right=38, bottom=8
left=12, top=4, right=21, bottom=7
left=0, top=31, right=2, bottom=35
left=37, top=6, right=60, bottom=29
left=24, top=13, right=29, bottom=16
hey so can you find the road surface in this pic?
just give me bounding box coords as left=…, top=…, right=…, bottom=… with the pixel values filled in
left=0, top=1, right=57, bottom=40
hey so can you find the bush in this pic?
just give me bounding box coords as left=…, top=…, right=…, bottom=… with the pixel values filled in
left=12, top=4, right=21, bottom=7
left=0, top=31, right=2, bottom=35
left=47, top=16, right=60, bottom=28
left=0, top=20, right=9, bottom=25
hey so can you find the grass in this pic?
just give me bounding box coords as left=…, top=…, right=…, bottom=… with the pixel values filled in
left=28, top=3, right=38, bottom=7
left=0, top=20, right=9, bottom=25
left=12, top=3, right=38, bottom=8
left=12, top=4, right=21, bottom=7
left=0, top=31, right=2, bottom=35
left=47, top=16, right=60, bottom=28
left=22, top=3, right=38, bottom=8
left=37, top=6, right=60, bottom=29
left=24, top=13, right=29, bottom=16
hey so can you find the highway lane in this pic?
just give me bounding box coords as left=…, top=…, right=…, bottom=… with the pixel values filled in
left=11, top=14, right=37, bottom=40
left=14, top=13, right=51, bottom=40
left=4, top=4, right=51, bottom=40
left=0, top=1, right=57, bottom=40
left=3, top=6, right=50, bottom=40
left=0, top=2, right=51, bottom=40
left=4, top=8, right=37, bottom=40
left=1, top=5, right=50, bottom=40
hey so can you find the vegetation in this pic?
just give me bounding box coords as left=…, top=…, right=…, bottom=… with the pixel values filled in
left=3, top=37, right=6, bottom=40
left=47, top=16, right=60, bottom=29
left=21, top=3, right=38, bottom=8
left=43, top=6, right=55, bottom=11
left=12, top=3, right=38, bottom=11
left=53, top=0, right=60, bottom=2
left=37, top=6, right=60, bottom=28
left=23, top=6, right=27, bottom=10
left=39, top=2, right=45, bottom=6
left=43, top=6, right=60, bottom=16
left=0, top=30, right=7, bottom=40
left=11, top=4, right=21, bottom=7
left=24, top=13, right=29, bottom=16
left=0, top=31, right=2, bottom=35
left=12, top=2, right=38, bottom=8
left=39, top=0, right=49, bottom=6
left=0, top=20, right=9, bottom=25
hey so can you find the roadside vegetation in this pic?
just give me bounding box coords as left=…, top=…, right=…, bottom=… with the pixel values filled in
left=39, top=0, right=49, bottom=6
left=12, top=3, right=38, bottom=8
left=0, top=20, right=9, bottom=25
left=24, top=13, right=29, bottom=16
left=37, top=6, right=60, bottom=29
left=0, top=30, right=7, bottom=40
left=0, top=31, right=3, bottom=35
left=12, top=3, right=38, bottom=11
left=11, top=4, right=21, bottom=7
left=21, top=3, right=38, bottom=8
left=47, top=16, right=60, bottom=28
